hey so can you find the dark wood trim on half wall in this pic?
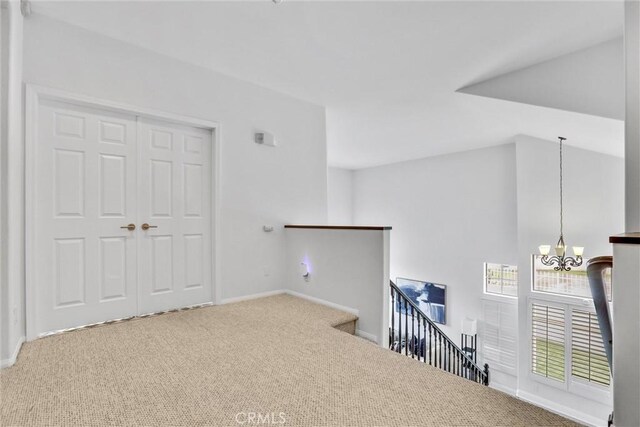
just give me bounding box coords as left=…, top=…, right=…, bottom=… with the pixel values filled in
left=610, top=232, right=640, bottom=244
left=284, top=225, right=392, bottom=231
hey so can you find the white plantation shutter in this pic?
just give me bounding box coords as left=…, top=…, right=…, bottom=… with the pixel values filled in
left=571, top=310, right=611, bottom=386
left=531, top=303, right=565, bottom=382
left=481, top=299, right=517, bottom=374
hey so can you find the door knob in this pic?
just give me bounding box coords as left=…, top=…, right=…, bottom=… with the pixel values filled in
left=141, top=223, right=158, bottom=230
left=120, top=223, right=136, bottom=231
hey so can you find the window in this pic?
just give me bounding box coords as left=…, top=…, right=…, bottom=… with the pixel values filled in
left=530, top=256, right=612, bottom=397
left=484, top=263, right=518, bottom=297
left=531, top=303, right=565, bottom=382
left=532, top=255, right=612, bottom=301
left=530, top=301, right=611, bottom=391
left=571, top=310, right=610, bottom=386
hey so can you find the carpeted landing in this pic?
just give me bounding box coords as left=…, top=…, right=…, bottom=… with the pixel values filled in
left=1, top=294, right=578, bottom=426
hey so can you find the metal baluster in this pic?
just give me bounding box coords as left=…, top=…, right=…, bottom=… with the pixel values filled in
left=453, top=347, right=456, bottom=375
left=434, top=329, right=437, bottom=368
left=440, top=338, right=447, bottom=371
left=417, top=314, right=421, bottom=362
left=463, top=335, right=469, bottom=377
left=439, top=333, right=442, bottom=368
left=437, top=330, right=440, bottom=368
left=463, top=358, right=466, bottom=380
left=432, top=329, right=436, bottom=367
left=444, top=340, right=447, bottom=371
left=398, top=296, right=402, bottom=354
left=423, top=321, right=427, bottom=364
left=445, top=340, right=448, bottom=371
left=465, top=346, right=468, bottom=379
left=484, top=363, right=489, bottom=386
left=455, top=350, right=458, bottom=375
left=453, top=346, right=456, bottom=374
left=390, top=288, right=395, bottom=350
left=404, top=299, right=408, bottom=356
left=411, top=306, right=415, bottom=359
left=428, top=323, right=432, bottom=366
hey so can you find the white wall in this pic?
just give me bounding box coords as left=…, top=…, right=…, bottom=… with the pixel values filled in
left=1, top=0, right=24, bottom=366
left=626, top=1, right=640, bottom=231
left=352, top=144, right=518, bottom=342
left=0, top=1, right=5, bottom=366
left=285, top=228, right=390, bottom=344
left=327, top=167, right=353, bottom=225
left=515, top=135, right=623, bottom=425
left=0, top=14, right=329, bottom=361
left=611, top=3, right=640, bottom=426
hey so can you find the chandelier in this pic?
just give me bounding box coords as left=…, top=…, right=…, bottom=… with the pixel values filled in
left=538, top=137, right=584, bottom=271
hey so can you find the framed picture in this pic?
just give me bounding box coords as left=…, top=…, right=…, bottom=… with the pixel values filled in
left=396, top=277, right=446, bottom=325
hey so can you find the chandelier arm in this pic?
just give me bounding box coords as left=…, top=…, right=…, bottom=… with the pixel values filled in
left=540, top=255, right=561, bottom=266
left=564, top=256, right=583, bottom=268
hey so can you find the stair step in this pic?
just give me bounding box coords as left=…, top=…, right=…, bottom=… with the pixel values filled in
left=333, top=319, right=356, bottom=335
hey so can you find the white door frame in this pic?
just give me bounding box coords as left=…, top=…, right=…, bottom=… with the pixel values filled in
left=25, top=84, right=221, bottom=340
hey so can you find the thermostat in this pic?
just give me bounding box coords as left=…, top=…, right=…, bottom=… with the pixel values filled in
left=254, top=131, right=277, bottom=147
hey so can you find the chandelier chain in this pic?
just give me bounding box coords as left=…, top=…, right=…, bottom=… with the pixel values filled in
left=559, top=137, right=563, bottom=239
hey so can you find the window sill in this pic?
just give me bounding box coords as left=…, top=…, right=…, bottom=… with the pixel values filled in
left=481, top=294, right=518, bottom=304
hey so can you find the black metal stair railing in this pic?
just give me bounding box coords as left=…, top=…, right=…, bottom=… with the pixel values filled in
left=389, top=280, right=489, bottom=385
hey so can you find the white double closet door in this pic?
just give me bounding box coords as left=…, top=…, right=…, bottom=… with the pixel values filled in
left=32, top=99, right=213, bottom=337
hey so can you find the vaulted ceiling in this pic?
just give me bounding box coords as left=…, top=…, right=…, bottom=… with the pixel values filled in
left=32, top=1, right=625, bottom=169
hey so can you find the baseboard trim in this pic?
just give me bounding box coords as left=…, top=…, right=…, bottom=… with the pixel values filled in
left=284, top=290, right=359, bottom=316
left=1, top=336, right=25, bottom=368
left=516, top=390, right=605, bottom=427
left=220, top=290, right=286, bottom=305
left=356, top=329, right=378, bottom=343
left=489, top=382, right=517, bottom=396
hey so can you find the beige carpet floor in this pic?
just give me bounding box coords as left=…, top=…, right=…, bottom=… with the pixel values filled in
left=1, top=294, right=578, bottom=426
